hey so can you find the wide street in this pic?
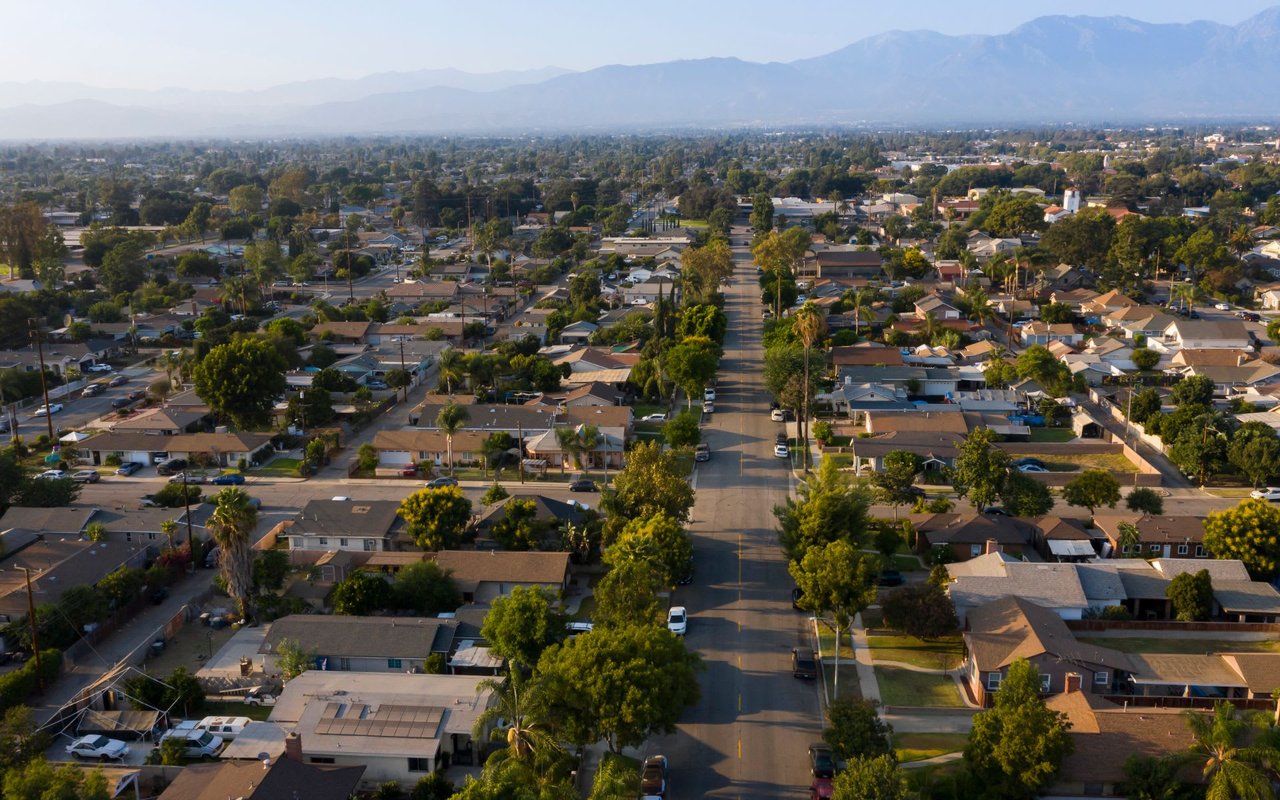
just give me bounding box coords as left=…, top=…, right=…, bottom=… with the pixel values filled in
left=643, top=225, right=822, bottom=798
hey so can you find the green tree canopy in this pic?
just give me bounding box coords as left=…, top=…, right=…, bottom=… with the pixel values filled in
left=481, top=586, right=567, bottom=670
left=774, top=457, right=872, bottom=562
left=600, top=441, right=695, bottom=540
left=1167, top=569, right=1213, bottom=622
left=601, top=512, right=692, bottom=587
left=331, top=571, right=394, bottom=615
left=880, top=582, right=959, bottom=642
left=823, top=697, right=893, bottom=764
left=1061, top=469, right=1121, bottom=516
left=831, top=755, right=908, bottom=800
left=591, top=560, right=665, bottom=630
left=951, top=427, right=1010, bottom=511
left=192, top=337, right=288, bottom=429
left=392, top=561, right=461, bottom=615
left=1203, top=499, right=1280, bottom=581
left=398, top=486, right=472, bottom=550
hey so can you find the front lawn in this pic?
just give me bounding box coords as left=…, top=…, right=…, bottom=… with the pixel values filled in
left=1010, top=451, right=1138, bottom=473
left=1077, top=636, right=1280, bottom=655
left=256, top=457, right=301, bottom=477
left=816, top=627, right=855, bottom=660
left=867, top=633, right=965, bottom=670
left=820, top=661, right=863, bottom=700
left=203, top=701, right=273, bottom=722
left=875, top=667, right=965, bottom=707
left=1028, top=429, right=1077, bottom=443
left=894, top=732, right=969, bottom=764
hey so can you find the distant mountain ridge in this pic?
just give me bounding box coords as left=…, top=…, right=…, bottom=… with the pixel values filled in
left=2, top=9, right=1279, bottom=139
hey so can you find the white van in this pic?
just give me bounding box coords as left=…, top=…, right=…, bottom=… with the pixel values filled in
left=159, top=725, right=224, bottom=758
left=195, top=716, right=252, bottom=740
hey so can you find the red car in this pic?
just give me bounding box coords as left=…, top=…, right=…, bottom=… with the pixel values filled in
left=399, top=465, right=418, bottom=477
left=810, top=778, right=834, bottom=800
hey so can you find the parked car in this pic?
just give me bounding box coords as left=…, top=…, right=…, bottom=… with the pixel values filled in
left=108, top=375, right=128, bottom=387
left=774, top=443, right=790, bottom=458
left=195, top=716, right=253, bottom=740
left=770, top=408, right=786, bottom=422
left=1018, top=464, right=1050, bottom=473
left=695, top=443, right=710, bottom=462
left=792, top=586, right=805, bottom=611
left=1012, top=457, right=1046, bottom=469
left=425, top=477, right=457, bottom=488
left=242, top=688, right=277, bottom=706
left=666, top=606, right=688, bottom=636
left=82, top=383, right=105, bottom=396
left=640, top=413, right=668, bottom=422
left=33, top=403, right=63, bottom=416
left=1250, top=487, right=1280, bottom=502
left=878, top=570, right=905, bottom=587
left=399, top=465, right=418, bottom=477
left=703, top=387, right=716, bottom=402
left=116, top=461, right=143, bottom=476
left=366, top=380, right=389, bottom=390
left=210, top=473, right=245, bottom=485
left=809, top=743, right=835, bottom=779
left=158, top=726, right=224, bottom=759
left=156, top=458, right=188, bottom=476
left=810, top=777, right=835, bottom=800
left=981, top=506, right=1011, bottom=516
left=640, top=755, right=669, bottom=797
left=169, top=472, right=205, bottom=484
left=110, top=397, right=133, bottom=409
left=676, top=559, right=694, bottom=585
left=1214, top=302, right=1231, bottom=311
left=86, top=364, right=113, bottom=374
left=72, top=470, right=100, bottom=484
left=66, top=735, right=129, bottom=761
left=37, top=469, right=68, bottom=480
left=568, top=478, right=597, bottom=492
left=702, top=401, right=714, bottom=414
left=792, top=648, right=818, bottom=679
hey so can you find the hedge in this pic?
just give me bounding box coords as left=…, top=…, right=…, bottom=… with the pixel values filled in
left=0, top=648, right=63, bottom=711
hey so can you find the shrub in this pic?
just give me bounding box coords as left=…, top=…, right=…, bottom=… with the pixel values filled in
left=104, top=454, right=122, bottom=467
left=0, top=649, right=63, bottom=712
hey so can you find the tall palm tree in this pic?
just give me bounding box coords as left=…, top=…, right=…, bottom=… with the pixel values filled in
left=473, top=670, right=560, bottom=764
left=1185, top=701, right=1277, bottom=800
left=792, top=302, right=824, bottom=475
left=436, top=402, right=470, bottom=476
left=554, top=426, right=581, bottom=475
left=207, top=487, right=259, bottom=620
left=160, top=518, right=178, bottom=551
left=437, top=348, right=466, bottom=395
left=576, top=424, right=603, bottom=477
left=1172, top=281, right=1199, bottom=313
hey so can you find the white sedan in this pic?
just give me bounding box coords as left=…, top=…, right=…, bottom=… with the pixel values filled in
left=1250, top=487, right=1280, bottom=502
left=1214, top=302, right=1231, bottom=311
left=66, top=734, right=129, bottom=761
left=33, top=403, right=64, bottom=416
left=640, top=413, right=668, bottom=422
left=667, top=606, right=688, bottom=636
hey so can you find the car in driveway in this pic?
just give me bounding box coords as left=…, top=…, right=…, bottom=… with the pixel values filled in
left=66, top=734, right=129, bottom=761
left=640, top=755, right=668, bottom=797
left=809, top=743, right=835, bottom=779
left=774, top=443, right=790, bottom=458
left=1012, top=457, right=1047, bottom=469
left=425, top=477, right=457, bottom=488
left=243, top=688, right=277, bottom=706
left=33, top=403, right=63, bottom=416
left=72, top=470, right=100, bottom=484
left=116, top=461, right=143, bottom=476
left=38, top=469, right=68, bottom=480
left=86, top=363, right=113, bottom=374
left=792, top=648, right=818, bottom=679
left=640, top=413, right=667, bottom=422
left=568, top=478, right=597, bottom=492
left=210, top=473, right=245, bottom=485
left=666, top=606, right=688, bottom=636
left=1018, top=463, right=1050, bottom=473
left=1251, top=487, right=1280, bottom=502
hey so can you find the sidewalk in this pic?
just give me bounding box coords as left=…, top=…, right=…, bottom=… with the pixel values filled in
left=850, top=613, right=881, bottom=704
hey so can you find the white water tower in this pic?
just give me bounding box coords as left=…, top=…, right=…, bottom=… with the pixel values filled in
left=1063, top=189, right=1081, bottom=214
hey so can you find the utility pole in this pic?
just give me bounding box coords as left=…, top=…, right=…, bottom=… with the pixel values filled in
left=517, top=422, right=525, bottom=485
left=28, top=319, right=54, bottom=443
left=398, top=337, right=410, bottom=403
left=182, top=470, right=195, bottom=572
left=17, top=566, right=42, bottom=685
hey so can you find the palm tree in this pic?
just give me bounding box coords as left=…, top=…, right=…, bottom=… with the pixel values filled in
left=437, top=348, right=466, bottom=395
left=207, top=487, right=259, bottom=620
left=1172, top=281, right=1199, bottom=313
left=160, top=518, right=178, bottom=551
left=792, top=303, right=825, bottom=475
left=436, top=402, right=470, bottom=476
left=472, top=670, right=560, bottom=764
left=576, top=424, right=603, bottom=478
left=1185, top=701, right=1277, bottom=800
left=920, top=310, right=943, bottom=345
left=554, top=426, right=581, bottom=475
left=848, top=288, right=874, bottom=337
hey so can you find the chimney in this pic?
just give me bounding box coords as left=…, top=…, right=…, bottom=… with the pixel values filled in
left=284, top=732, right=303, bottom=762
left=984, top=538, right=1002, bottom=555
left=1065, top=673, right=1082, bottom=694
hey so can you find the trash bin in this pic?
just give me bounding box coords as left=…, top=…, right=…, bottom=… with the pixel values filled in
left=150, top=640, right=165, bottom=658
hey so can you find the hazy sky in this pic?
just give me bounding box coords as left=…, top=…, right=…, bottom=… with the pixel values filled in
left=6, top=0, right=1278, bottom=91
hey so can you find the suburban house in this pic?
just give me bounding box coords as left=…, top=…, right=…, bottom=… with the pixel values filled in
left=912, top=513, right=1034, bottom=562
left=807, top=247, right=884, bottom=279
left=1156, top=319, right=1253, bottom=352
left=427, top=550, right=570, bottom=604
left=0, top=529, right=154, bottom=621
left=828, top=345, right=904, bottom=368
left=963, top=596, right=1132, bottom=706
left=107, top=407, right=207, bottom=436
left=914, top=295, right=961, bottom=321
left=1180, top=361, right=1280, bottom=395
left=846, top=430, right=964, bottom=475
left=157, top=757, right=364, bottom=800
left=473, top=494, right=588, bottom=538
left=1019, top=322, right=1084, bottom=347
left=1092, top=515, right=1207, bottom=559
left=267, top=672, right=494, bottom=786
left=80, top=431, right=275, bottom=468
left=259, top=615, right=457, bottom=673
left=284, top=499, right=408, bottom=552
left=371, top=429, right=490, bottom=470
left=524, top=425, right=625, bottom=471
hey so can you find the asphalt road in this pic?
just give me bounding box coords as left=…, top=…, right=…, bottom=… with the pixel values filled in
left=642, top=225, right=823, bottom=798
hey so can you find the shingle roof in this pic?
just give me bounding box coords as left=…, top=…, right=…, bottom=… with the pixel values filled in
left=157, top=755, right=364, bottom=800
left=290, top=499, right=404, bottom=538
left=428, top=550, right=569, bottom=587
left=964, top=596, right=1132, bottom=672
left=1213, top=580, right=1280, bottom=614
left=259, top=615, right=456, bottom=658
left=1222, top=654, right=1280, bottom=696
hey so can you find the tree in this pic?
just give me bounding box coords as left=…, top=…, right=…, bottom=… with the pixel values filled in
left=207, top=487, right=258, bottom=619
left=880, top=583, right=959, bottom=642
left=1204, top=498, right=1280, bottom=581
left=482, top=586, right=567, bottom=670
left=680, top=241, right=734, bottom=303
left=599, top=442, right=695, bottom=539
left=1000, top=471, right=1055, bottom=517
left=228, top=184, right=264, bottom=216
left=823, top=698, right=893, bottom=763
left=664, top=338, right=719, bottom=408
left=1171, top=375, right=1215, bottom=408
left=592, top=561, right=665, bottom=629
left=1062, top=469, right=1121, bottom=516
left=789, top=539, right=880, bottom=699
left=1185, top=701, right=1279, bottom=800
left=749, top=191, right=774, bottom=233
left=0, top=706, right=49, bottom=773
left=602, top=512, right=692, bottom=587
left=965, top=659, right=1074, bottom=799
left=1126, top=487, right=1165, bottom=516
left=1129, top=388, right=1163, bottom=425
left=491, top=499, right=551, bottom=551
left=3, top=758, right=112, bottom=800
left=472, top=669, right=561, bottom=771
left=1120, top=754, right=1201, bottom=800
left=410, top=773, right=456, bottom=800
left=399, top=486, right=472, bottom=550
left=393, top=561, right=461, bottom=615
left=774, top=457, right=873, bottom=562
left=872, top=451, right=922, bottom=519
left=192, top=338, right=287, bottom=429
left=752, top=227, right=809, bottom=317
left=663, top=409, right=701, bottom=448
left=951, top=427, right=1010, bottom=511
left=1228, top=422, right=1280, bottom=489
left=331, top=571, right=394, bottom=615
left=436, top=402, right=470, bottom=475
left=1167, top=569, right=1213, bottom=622
left=792, top=302, right=825, bottom=471
left=763, top=342, right=824, bottom=415
left=1132, top=348, right=1160, bottom=371
left=276, top=638, right=316, bottom=680
left=536, top=624, right=701, bottom=753
left=831, top=755, right=908, bottom=800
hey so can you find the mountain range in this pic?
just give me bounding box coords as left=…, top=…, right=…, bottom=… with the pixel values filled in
left=2, top=9, right=1279, bottom=140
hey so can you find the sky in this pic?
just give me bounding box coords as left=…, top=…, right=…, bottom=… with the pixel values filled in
left=5, top=0, right=1278, bottom=91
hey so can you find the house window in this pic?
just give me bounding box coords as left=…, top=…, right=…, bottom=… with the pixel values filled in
left=319, top=538, right=328, bottom=546
left=1148, top=544, right=1161, bottom=553
left=1177, top=544, right=1188, bottom=555
left=364, top=539, right=375, bottom=551
left=310, top=757, right=335, bottom=764
left=340, top=538, right=349, bottom=547
left=970, top=544, right=982, bottom=558
left=147, top=532, right=156, bottom=540
left=1040, top=674, right=1052, bottom=692
left=407, top=757, right=431, bottom=772
left=124, top=532, right=132, bottom=542
left=1195, top=545, right=1206, bottom=557
left=388, top=659, right=402, bottom=669
left=1094, top=670, right=1109, bottom=686
left=986, top=673, right=1002, bottom=691
left=1121, top=544, right=1133, bottom=554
